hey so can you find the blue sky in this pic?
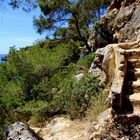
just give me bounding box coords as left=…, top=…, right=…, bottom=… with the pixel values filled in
left=0, top=5, right=45, bottom=54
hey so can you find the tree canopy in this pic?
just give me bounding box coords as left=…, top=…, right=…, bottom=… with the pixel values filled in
left=33, top=0, right=110, bottom=52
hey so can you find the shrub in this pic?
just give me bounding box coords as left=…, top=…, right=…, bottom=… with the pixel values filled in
left=18, top=100, right=48, bottom=116
left=0, top=41, right=103, bottom=138
left=55, top=73, right=102, bottom=119
left=77, top=52, right=95, bottom=69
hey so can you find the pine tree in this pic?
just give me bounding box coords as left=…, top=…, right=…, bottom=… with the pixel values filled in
left=34, top=0, right=110, bottom=52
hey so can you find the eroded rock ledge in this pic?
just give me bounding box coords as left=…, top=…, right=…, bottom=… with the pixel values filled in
left=90, top=39, right=140, bottom=114
left=88, top=1, right=140, bottom=139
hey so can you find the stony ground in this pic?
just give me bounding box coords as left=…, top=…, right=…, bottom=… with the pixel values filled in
left=31, top=117, right=90, bottom=140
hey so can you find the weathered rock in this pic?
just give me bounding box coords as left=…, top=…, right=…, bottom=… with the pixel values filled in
left=107, top=0, right=140, bottom=43
left=113, top=3, right=135, bottom=30
left=88, top=108, right=113, bottom=140
left=107, top=0, right=122, bottom=12
left=89, top=113, right=140, bottom=140
left=5, top=121, right=43, bottom=140
left=32, top=117, right=88, bottom=140
left=89, top=38, right=140, bottom=114
left=92, top=0, right=140, bottom=44
left=79, top=46, right=89, bottom=58
left=100, top=8, right=119, bottom=28
left=89, top=0, right=140, bottom=139
left=88, top=24, right=114, bottom=51
left=118, top=4, right=140, bottom=42
left=89, top=67, right=106, bottom=87
left=89, top=44, right=116, bottom=86
left=88, top=1, right=140, bottom=51
left=97, top=109, right=112, bottom=123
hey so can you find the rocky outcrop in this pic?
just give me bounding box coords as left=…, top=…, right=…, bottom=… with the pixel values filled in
left=88, top=24, right=114, bottom=51
left=109, top=0, right=140, bottom=43
left=5, top=117, right=90, bottom=140
left=88, top=1, right=140, bottom=139
left=89, top=0, right=140, bottom=114
left=113, top=3, right=140, bottom=42
left=88, top=0, right=140, bottom=51
left=5, top=121, right=43, bottom=140
left=90, top=38, right=140, bottom=114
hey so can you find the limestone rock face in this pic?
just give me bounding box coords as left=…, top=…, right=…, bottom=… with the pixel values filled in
left=115, top=4, right=140, bottom=42
left=88, top=24, right=113, bottom=51
left=89, top=44, right=116, bottom=86
left=89, top=37, right=140, bottom=114
left=5, top=122, right=43, bottom=140
left=89, top=1, right=140, bottom=139
left=113, top=3, right=135, bottom=30
left=88, top=0, right=140, bottom=51
left=110, top=0, right=140, bottom=43
left=89, top=0, right=140, bottom=114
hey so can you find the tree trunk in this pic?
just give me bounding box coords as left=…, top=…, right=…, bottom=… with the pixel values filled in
left=72, top=14, right=91, bottom=52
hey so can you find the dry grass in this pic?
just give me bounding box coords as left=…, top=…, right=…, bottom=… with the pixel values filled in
left=85, top=89, right=108, bottom=122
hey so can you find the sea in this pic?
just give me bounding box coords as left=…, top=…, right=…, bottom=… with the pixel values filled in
left=0, top=54, right=7, bottom=62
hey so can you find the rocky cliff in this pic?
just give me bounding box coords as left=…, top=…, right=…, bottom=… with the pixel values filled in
left=89, top=0, right=140, bottom=113
left=89, top=0, right=140, bottom=139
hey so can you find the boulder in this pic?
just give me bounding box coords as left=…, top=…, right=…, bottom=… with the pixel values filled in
left=5, top=121, right=43, bottom=140
left=106, top=0, right=140, bottom=43
left=90, top=0, right=140, bottom=45
left=89, top=44, right=116, bottom=86
left=89, top=112, right=140, bottom=140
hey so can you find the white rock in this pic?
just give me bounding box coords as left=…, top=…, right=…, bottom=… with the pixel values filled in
left=74, top=73, right=84, bottom=81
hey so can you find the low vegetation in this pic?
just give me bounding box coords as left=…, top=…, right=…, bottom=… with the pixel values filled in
left=0, top=40, right=107, bottom=139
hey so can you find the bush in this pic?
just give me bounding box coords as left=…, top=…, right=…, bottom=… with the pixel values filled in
left=0, top=41, right=103, bottom=138
left=18, top=100, right=48, bottom=116
left=0, top=43, right=78, bottom=138
left=77, top=52, right=95, bottom=69
left=54, top=73, right=102, bottom=119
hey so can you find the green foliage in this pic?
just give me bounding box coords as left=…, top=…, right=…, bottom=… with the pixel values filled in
left=34, top=0, right=110, bottom=51
left=0, top=43, right=77, bottom=137
left=77, top=52, right=95, bottom=68
left=55, top=74, right=102, bottom=119
left=0, top=42, right=105, bottom=138
left=6, top=44, right=75, bottom=99
left=1, top=81, right=23, bottom=110
left=8, top=0, right=37, bottom=12
left=0, top=0, right=110, bottom=138
left=18, top=100, right=48, bottom=117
